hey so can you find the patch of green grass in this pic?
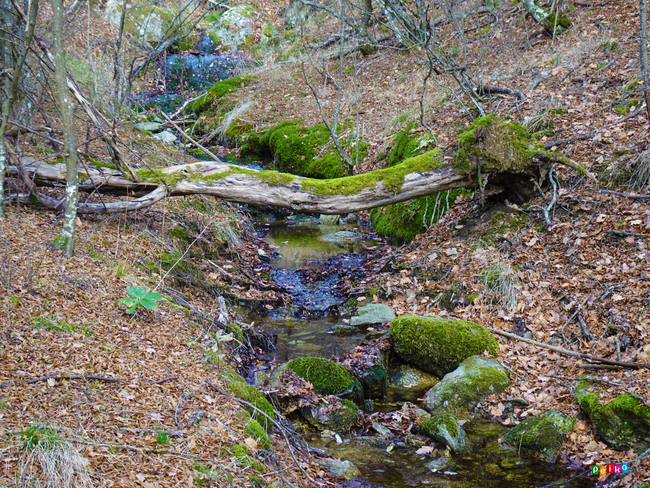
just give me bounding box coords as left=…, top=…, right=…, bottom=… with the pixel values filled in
left=156, top=430, right=171, bottom=445
left=32, top=315, right=93, bottom=336
left=480, top=263, right=520, bottom=311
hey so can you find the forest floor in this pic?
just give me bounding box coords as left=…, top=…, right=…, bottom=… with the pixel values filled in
left=2, top=0, right=650, bottom=486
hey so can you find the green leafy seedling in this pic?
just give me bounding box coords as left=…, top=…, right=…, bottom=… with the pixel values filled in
left=118, top=286, right=163, bottom=313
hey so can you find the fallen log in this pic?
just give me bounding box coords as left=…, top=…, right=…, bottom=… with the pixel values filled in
left=6, top=115, right=587, bottom=215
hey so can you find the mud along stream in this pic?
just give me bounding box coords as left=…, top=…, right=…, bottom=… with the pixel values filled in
left=234, top=215, right=595, bottom=488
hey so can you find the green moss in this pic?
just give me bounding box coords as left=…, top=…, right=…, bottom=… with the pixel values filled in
left=389, top=315, right=499, bottom=377
left=503, top=410, right=576, bottom=462
left=301, top=148, right=444, bottom=196
left=169, top=227, right=189, bottom=240
left=243, top=418, right=271, bottom=449
left=192, top=76, right=255, bottom=114
left=222, top=367, right=275, bottom=432
left=453, top=115, right=544, bottom=176
left=286, top=357, right=362, bottom=402
left=370, top=189, right=470, bottom=244
left=575, top=378, right=650, bottom=452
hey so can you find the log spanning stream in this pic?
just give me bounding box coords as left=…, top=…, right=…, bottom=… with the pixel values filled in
left=244, top=216, right=596, bottom=488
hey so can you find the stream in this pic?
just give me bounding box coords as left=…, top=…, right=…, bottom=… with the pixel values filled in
left=246, top=216, right=596, bottom=488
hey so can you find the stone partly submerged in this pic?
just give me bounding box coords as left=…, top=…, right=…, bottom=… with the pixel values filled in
left=389, top=314, right=499, bottom=377
left=503, top=409, right=576, bottom=462
left=351, top=303, right=396, bottom=327
left=325, top=459, right=362, bottom=480
left=574, top=376, right=650, bottom=452
left=418, top=413, right=470, bottom=454
left=423, top=356, right=510, bottom=416
left=300, top=397, right=360, bottom=432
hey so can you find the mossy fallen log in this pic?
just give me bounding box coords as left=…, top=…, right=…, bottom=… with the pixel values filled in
left=7, top=115, right=586, bottom=215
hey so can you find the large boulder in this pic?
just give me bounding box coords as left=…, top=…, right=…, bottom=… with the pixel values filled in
left=103, top=0, right=190, bottom=45
left=503, top=409, right=576, bottom=462
left=418, top=413, right=470, bottom=454
left=389, top=315, right=499, bottom=377
left=575, top=377, right=650, bottom=452
left=207, top=5, right=255, bottom=51
left=283, top=357, right=363, bottom=404
left=423, top=356, right=510, bottom=415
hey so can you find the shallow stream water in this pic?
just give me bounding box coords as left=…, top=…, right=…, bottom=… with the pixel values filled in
left=250, top=217, right=595, bottom=487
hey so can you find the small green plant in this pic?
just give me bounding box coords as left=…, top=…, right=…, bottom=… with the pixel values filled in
left=117, top=286, right=163, bottom=313
left=155, top=429, right=170, bottom=445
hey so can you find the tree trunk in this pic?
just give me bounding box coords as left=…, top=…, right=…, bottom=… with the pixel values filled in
left=641, top=0, right=650, bottom=122
left=52, top=0, right=79, bottom=255
left=0, top=0, right=38, bottom=217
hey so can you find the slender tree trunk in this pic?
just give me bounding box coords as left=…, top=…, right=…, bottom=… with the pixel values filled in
left=52, top=0, right=79, bottom=255
left=0, top=0, right=39, bottom=217
left=641, top=0, right=650, bottom=121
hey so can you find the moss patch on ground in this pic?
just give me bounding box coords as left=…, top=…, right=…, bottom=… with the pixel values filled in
left=389, top=315, right=499, bottom=377
left=192, top=76, right=256, bottom=114
left=221, top=367, right=275, bottom=432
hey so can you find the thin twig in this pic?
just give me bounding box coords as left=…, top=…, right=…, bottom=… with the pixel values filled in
left=26, top=373, right=122, bottom=384
left=599, top=190, right=650, bottom=200
left=488, top=327, right=650, bottom=370
left=160, top=112, right=223, bottom=163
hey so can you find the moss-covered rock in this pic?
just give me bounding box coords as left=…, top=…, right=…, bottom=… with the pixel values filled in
left=359, top=364, right=388, bottom=400
left=418, top=413, right=470, bottom=453
left=388, top=364, right=439, bottom=398
left=285, top=357, right=362, bottom=404
left=574, top=377, right=650, bottom=452
left=453, top=114, right=551, bottom=179
left=423, top=356, right=510, bottom=416
left=503, top=409, right=575, bottom=462
left=300, top=398, right=360, bottom=432
left=103, top=0, right=190, bottom=45
left=222, top=367, right=275, bottom=432
left=389, top=315, right=499, bottom=377
left=242, top=121, right=366, bottom=179
left=206, top=4, right=255, bottom=52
